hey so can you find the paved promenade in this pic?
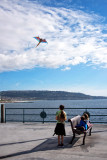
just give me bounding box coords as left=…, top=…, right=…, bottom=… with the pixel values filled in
left=0, top=122, right=107, bottom=160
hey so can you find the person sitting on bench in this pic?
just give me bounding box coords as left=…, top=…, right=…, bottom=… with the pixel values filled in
left=83, top=112, right=93, bottom=129
left=75, top=115, right=88, bottom=131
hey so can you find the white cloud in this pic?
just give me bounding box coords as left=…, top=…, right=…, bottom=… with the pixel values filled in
left=61, top=66, right=71, bottom=71
left=0, top=0, right=107, bottom=72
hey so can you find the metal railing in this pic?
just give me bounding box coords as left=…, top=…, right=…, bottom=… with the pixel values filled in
left=5, top=107, right=107, bottom=123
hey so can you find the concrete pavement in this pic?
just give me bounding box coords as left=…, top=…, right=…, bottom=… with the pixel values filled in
left=0, top=122, right=107, bottom=160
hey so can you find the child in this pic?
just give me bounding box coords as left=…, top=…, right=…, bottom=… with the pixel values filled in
left=54, top=105, right=67, bottom=147
left=83, top=112, right=93, bottom=128
left=76, top=115, right=88, bottom=131
left=83, top=113, right=89, bottom=122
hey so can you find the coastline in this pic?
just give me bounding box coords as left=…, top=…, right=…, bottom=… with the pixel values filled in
left=0, top=100, right=34, bottom=103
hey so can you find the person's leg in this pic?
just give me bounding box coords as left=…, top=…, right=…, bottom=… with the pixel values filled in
left=61, top=135, right=64, bottom=145
left=58, top=135, right=60, bottom=145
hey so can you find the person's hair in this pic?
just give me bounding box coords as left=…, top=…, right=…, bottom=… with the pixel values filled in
left=59, top=105, right=64, bottom=110
left=83, top=113, right=89, bottom=120
left=59, top=105, right=65, bottom=119
left=81, top=115, right=85, bottom=121
left=83, top=111, right=90, bottom=118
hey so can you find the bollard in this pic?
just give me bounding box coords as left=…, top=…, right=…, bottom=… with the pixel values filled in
left=1, top=104, right=4, bottom=123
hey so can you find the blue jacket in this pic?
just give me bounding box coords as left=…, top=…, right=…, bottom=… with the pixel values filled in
left=76, top=120, right=88, bottom=130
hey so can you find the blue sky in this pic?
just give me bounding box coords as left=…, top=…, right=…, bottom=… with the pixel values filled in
left=0, top=0, right=107, bottom=96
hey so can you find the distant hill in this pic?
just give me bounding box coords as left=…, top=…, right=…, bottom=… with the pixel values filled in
left=0, top=90, right=107, bottom=101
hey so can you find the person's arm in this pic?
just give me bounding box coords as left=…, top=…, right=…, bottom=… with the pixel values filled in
left=56, top=115, right=59, bottom=120
left=64, top=113, right=67, bottom=121
left=84, top=123, right=88, bottom=130
left=82, top=121, right=88, bottom=130
left=76, top=120, right=82, bottom=127
left=55, top=111, right=59, bottom=120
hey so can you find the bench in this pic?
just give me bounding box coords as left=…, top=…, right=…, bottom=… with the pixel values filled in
left=68, top=115, right=93, bottom=145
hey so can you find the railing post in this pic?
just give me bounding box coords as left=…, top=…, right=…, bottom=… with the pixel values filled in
left=40, top=108, right=47, bottom=123
left=1, top=104, right=5, bottom=123
left=5, top=107, right=6, bottom=123
left=43, top=108, right=44, bottom=124
left=23, top=109, right=24, bottom=123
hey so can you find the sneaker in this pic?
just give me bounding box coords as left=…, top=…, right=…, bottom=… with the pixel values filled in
left=57, top=144, right=61, bottom=147
left=60, top=143, right=64, bottom=147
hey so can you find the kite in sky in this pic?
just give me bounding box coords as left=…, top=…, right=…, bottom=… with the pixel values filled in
left=34, top=36, right=48, bottom=48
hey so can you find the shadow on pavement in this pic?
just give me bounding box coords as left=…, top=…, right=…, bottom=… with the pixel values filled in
left=0, top=136, right=80, bottom=159
left=0, top=138, right=48, bottom=147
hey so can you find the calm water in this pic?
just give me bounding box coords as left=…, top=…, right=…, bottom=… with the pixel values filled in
left=1, top=99, right=107, bottom=123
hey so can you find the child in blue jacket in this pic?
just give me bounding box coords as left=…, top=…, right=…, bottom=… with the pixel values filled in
left=76, top=115, right=88, bottom=131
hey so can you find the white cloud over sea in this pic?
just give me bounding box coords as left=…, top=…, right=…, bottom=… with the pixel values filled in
left=0, top=0, right=107, bottom=72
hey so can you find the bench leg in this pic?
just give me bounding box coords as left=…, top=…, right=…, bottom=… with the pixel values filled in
left=83, top=133, right=86, bottom=145
left=89, top=128, right=92, bottom=136
left=69, top=133, right=75, bottom=144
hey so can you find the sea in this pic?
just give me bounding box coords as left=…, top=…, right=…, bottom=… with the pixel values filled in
left=0, top=99, right=107, bottom=123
